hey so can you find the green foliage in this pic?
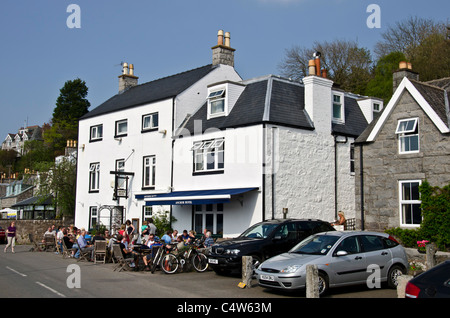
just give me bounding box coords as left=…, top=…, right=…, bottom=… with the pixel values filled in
left=365, top=51, right=407, bottom=103
left=152, top=211, right=177, bottom=237
left=385, top=227, right=422, bottom=248
left=419, top=181, right=450, bottom=250
left=52, top=78, right=90, bottom=125
left=386, top=181, right=450, bottom=251
left=34, top=157, right=77, bottom=218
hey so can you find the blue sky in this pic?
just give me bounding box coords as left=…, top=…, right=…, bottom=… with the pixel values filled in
left=0, top=0, right=448, bottom=140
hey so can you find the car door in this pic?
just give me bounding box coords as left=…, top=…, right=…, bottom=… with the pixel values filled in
left=328, top=235, right=368, bottom=287
left=360, top=234, right=391, bottom=281
left=264, top=223, right=296, bottom=259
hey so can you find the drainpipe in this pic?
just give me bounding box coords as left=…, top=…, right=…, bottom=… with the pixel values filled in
left=271, top=127, right=278, bottom=220
left=359, top=144, right=365, bottom=231
left=262, top=124, right=266, bottom=221
left=334, top=135, right=348, bottom=220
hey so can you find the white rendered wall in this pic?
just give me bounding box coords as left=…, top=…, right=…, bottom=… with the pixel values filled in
left=75, top=98, right=174, bottom=230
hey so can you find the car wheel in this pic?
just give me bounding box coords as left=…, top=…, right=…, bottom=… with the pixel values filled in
left=318, top=272, right=329, bottom=296
left=387, top=264, right=405, bottom=289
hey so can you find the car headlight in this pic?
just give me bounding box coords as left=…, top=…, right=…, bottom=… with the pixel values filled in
left=225, top=249, right=240, bottom=255
left=280, top=265, right=302, bottom=273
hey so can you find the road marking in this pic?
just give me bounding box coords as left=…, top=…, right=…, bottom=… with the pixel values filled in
left=36, top=282, right=66, bottom=298
left=6, top=266, right=27, bottom=277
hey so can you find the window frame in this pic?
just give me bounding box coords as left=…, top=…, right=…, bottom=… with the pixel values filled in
left=396, top=118, right=419, bottom=154
left=89, top=206, right=98, bottom=229
left=142, top=112, right=159, bottom=133
left=332, top=92, right=345, bottom=123
left=90, top=124, right=103, bottom=142
left=115, top=119, right=128, bottom=137
left=399, top=180, right=422, bottom=227
left=142, top=155, right=156, bottom=189
left=207, top=87, right=227, bottom=118
left=193, top=204, right=224, bottom=235
left=89, top=162, right=100, bottom=193
left=192, top=138, right=225, bottom=175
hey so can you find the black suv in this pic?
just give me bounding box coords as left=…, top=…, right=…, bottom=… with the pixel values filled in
left=208, top=218, right=335, bottom=274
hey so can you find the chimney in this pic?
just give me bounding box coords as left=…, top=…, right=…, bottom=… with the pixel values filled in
left=118, top=62, right=139, bottom=93
left=308, top=51, right=328, bottom=78
left=212, top=30, right=235, bottom=67
left=393, top=61, right=419, bottom=92
left=304, top=52, right=334, bottom=134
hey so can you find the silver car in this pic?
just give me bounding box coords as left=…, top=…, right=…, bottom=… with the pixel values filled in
left=255, top=231, right=408, bottom=295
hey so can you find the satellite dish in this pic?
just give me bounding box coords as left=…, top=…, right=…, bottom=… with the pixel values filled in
left=313, top=51, right=321, bottom=58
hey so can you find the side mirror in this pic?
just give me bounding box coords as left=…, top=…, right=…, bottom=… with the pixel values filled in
left=336, top=250, right=348, bottom=256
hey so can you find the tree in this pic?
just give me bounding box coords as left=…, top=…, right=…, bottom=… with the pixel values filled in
left=278, top=39, right=373, bottom=94
left=374, top=16, right=449, bottom=82
left=46, top=79, right=90, bottom=156
left=34, top=157, right=77, bottom=218
left=374, top=16, right=446, bottom=59
left=365, top=51, right=407, bottom=103
left=52, top=78, right=90, bottom=125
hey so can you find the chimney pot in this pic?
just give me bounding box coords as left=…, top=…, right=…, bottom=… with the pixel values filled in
left=224, top=32, right=231, bottom=47
left=129, top=64, right=134, bottom=76
left=122, top=62, right=129, bottom=75
left=399, top=61, right=407, bottom=69
left=217, top=30, right=224, bottom=46
left=308, top=59, right=316, bottom=75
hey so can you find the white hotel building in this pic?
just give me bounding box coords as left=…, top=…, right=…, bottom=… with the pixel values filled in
left=75, top=31, right=381, bottom=237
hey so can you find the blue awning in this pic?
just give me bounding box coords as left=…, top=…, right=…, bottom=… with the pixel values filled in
left=136, top=187, right=258, bottom=206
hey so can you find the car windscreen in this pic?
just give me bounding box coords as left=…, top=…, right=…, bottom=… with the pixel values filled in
left=239, top=223, right=279, bottom=239
left=290, top=234, right=340, bottom=255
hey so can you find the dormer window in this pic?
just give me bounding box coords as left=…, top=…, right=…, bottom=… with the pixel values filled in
left=332, top=93, right=345, bottom=123
left=207, top=88, right=226, bottom=118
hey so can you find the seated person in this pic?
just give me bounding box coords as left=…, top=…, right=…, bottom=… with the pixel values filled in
left=116, top=234, right=139, bottom=269
left=161, top=230, right=173, bottom=245
left=142, top=234, right=157, bottom=271
left=77, top=229, right=94, bottom=259
left=331, top=211, right=346, bottom=227
left=203, top=231, right=214, bottom=248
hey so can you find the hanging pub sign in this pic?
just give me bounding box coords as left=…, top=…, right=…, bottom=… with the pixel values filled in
left=110, top=171, right=135, bottom=199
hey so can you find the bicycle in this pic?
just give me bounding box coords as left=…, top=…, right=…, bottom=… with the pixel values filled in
left=150, top=243, right=165, bottom=274
left=160, top=241, right=209, bottom=274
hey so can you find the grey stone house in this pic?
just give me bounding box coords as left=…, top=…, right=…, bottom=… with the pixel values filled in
left=354, top=64, right=450, bottom=231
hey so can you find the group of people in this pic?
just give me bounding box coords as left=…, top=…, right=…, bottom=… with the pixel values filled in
left=114, top=220, right=216, bottom=271
left=4, top=218, right=216, bottom=271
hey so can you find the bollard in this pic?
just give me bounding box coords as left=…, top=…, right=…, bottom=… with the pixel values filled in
left=426, top=243, right=437, bottom=270
left=397, top=275, right=413, bottom=298
left=241, top=256, right=253, bottom=288
left=306, top=264, right=319, bottom=298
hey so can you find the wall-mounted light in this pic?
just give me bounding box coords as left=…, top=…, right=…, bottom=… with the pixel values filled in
left=159, top=129, right=167, bottom=135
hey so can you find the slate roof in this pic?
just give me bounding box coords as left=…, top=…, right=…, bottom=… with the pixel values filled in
left=183, top=75, right=367, bottom=137
left=81, top=64, right=217, bottom=120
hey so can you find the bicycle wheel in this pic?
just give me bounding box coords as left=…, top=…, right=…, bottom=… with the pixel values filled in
left=161, top=253, right=179, bottom=274
left=192, top=252, right=209, bottom=272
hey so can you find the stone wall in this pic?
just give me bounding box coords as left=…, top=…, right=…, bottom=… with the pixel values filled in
left=0, top=218, right=74, bottom=244
left=355, top=90, right=450, bottom=231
